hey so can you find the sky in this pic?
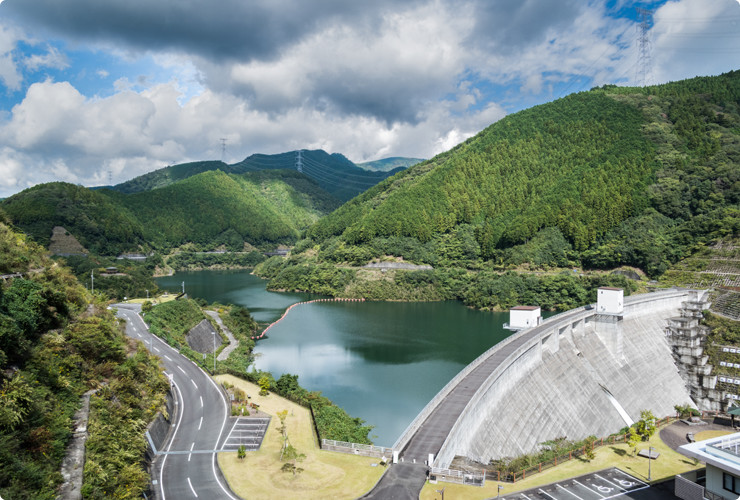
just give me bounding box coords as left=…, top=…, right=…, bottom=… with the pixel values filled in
left=0, top=0, right=738, bottom=197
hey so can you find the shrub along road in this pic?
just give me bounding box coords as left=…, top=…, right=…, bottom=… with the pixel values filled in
left=115, top=303, right=239, bottom=500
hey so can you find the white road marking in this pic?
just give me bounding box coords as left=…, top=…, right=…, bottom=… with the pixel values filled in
left=538, top=489, right=558, bottom=500
left=188, top=442, right=195, bottom=462
left=153, top=347, right=160, bottom=352
left=165, top=355, right=172, bottom=361
left=136, top=332, right=142, bottom=337
left=200, top=396, right=203, bottom=407
left=557, top=484, right=585, bottom=500
left=187, top=477, right=198, bottom=497
left=159, top=379, right=185, bottom=500
left=191, top=379, right=198, bottom=389
left=178, top=366, right=186, bottom=374
left=198, top=416, right=203, bottom=430
left=575, top=479, right=607, bottom=497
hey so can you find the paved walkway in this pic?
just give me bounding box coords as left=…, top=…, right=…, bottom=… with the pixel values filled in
left=659, top=417, right=734, bottom=451
left=205, top=310, right=239, bottom=361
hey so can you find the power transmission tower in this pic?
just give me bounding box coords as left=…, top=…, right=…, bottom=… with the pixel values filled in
left=636, top=7, right=654, bottom=87
left=220, top=138, right=227, bottom=162
left=295, top=150, right=303, bottom=173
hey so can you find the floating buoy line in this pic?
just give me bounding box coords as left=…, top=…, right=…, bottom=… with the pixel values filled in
left=251, top=297, right=365, bottom=340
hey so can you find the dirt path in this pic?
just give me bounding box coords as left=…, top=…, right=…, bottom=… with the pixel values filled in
left=205, top=310, right=239, bottom=361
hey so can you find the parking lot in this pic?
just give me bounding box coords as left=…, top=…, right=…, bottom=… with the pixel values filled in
left=221, top=417, right=270, bottom=452
left=498, top=468, right=661, bottom=500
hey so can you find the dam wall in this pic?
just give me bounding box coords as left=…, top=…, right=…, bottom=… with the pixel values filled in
left=433, top=289, right=695, bottom=468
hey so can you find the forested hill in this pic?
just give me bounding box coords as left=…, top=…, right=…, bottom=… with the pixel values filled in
left=0, top=213, right=168, bottom=498
left=290, top=71, right=739, bottom=278
left=356, top=157, right=425, bottom=172
left=1, top=169, right=340, bottom=255
left=112, top=150, right=407, bottom=201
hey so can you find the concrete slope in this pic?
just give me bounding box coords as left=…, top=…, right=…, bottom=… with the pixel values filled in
left=451, top=291, right=694, bottom=464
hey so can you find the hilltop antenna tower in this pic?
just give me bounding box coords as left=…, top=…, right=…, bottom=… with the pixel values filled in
left=636, top=7, right=654, bottom=87
left=295, top=150, right=303, bottom=173
left=220, top=138, right=227, bottom=162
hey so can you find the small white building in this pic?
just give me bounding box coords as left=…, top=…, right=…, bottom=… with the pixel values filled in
left=597, top=287, right=624, bottom=314
left=506, top=306, right=542, bottom=330
left=677, top=432, right=740, bottom=500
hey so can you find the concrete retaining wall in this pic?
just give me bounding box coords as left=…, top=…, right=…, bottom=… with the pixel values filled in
left=434, top=289, right=694, bottom=467
left=145, top=390, right=175, bottom=461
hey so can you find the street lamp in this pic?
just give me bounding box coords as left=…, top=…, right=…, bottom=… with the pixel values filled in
left=435, top=487, right=445, bottom=500
left=212, top=331, right=216, bottom=373
left=146, top=289, right=149, bottom=299
left=648, top=446, right=654, bottom=481
left=498, top=485, right=504, bottom=498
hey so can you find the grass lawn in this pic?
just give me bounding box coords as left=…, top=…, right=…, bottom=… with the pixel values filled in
left=694, top=429, right=734, bottom=441
left=215, top=374, right=385, bottom=500
left=420, top=430, right=703, bottom=500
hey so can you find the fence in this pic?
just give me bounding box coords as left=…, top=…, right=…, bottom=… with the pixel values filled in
left=321, top=439, right=393, bottom=459
left=492, top=415, right=691, bottom=483
left=430, top=467, right=485, bottom=487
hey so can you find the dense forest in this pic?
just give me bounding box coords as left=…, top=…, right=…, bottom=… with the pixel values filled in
left=0, top=212, right=168, bottom=499
left=255, top=71, right=740, bottom=305
left=1, top=169, right=340, bottom=256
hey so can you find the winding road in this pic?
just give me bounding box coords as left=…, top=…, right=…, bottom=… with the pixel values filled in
left=115, top=304, right=239, bottom=500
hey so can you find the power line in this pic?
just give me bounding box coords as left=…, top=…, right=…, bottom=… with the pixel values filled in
left=636, top=7, right=654, bottom=87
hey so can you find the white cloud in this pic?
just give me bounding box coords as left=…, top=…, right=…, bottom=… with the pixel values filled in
left=23, top=44, right=68, bottom=71
left=0, top=23, right=23, bottom=90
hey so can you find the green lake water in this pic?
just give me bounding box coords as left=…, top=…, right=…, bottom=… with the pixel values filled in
left=156, top=270, right=512, bottom=446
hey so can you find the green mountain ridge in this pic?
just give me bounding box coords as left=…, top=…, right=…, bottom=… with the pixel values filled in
left=2, top=169, right=340, bottom=255
left=357, top=156, right=425, bottom=172
left=111, top=150, right=416, bottom=201
left=255, top=71, right=739, bottom=307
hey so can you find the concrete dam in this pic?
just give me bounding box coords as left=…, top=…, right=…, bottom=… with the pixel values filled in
left=394, top=288, right=704, bottom=469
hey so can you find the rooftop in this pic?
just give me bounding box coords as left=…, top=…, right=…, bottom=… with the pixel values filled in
left=678, top=432, right=740, bottom=475
left=511, top=306, right=540, bottom=311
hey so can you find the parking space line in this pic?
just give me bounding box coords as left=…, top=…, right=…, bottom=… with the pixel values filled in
left=574, top=479, right=607, bottom=498
left=557, top=484, right=585, bottom=500
left=538, top=488, right=559, bottom=500
left=594, top=474, right=629, bottom=493
left=613, top=469, right=647, bottom=487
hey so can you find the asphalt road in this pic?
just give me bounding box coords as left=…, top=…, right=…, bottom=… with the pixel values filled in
left=115, top=304, right=239, bottom=500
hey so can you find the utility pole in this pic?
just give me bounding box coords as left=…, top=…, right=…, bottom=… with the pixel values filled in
left=295, top=149, right=303, bottom=173
left=636, top=7, right=654, bottom=87
left=220, top=138, right=227, bottom=162
left=181, top=281, right=185, bottom=295
left=90, top=270, right=94, bottom=293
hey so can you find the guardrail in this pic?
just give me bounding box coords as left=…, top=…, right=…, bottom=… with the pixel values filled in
left=321, top=439, right=393, bottom=459
left=430, top=467, right=485, bottom=486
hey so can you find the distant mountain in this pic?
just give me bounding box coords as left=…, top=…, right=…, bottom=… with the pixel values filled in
left=112, top=150, right=399, bottom=201
left=2, top=169, right=340, bottom=255
left=357, top=157, right=425, bottom=172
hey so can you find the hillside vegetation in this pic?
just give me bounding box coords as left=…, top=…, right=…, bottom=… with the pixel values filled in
left=257, top=71, right=740, bottom=306
left=0, top=213, right=168, bottom=499
left=2, top=169, right=339, bottom=256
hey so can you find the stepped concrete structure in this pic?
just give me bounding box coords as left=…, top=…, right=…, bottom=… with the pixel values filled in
left=394, top=288, right=700, bottom=470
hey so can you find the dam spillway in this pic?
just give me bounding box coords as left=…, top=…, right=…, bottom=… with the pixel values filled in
left=394, top=288, right=701, bottom=469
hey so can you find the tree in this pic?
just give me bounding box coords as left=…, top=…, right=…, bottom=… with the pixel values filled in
left=634, top=410, right=657, bottom=441
left=280, top=443, right=305, bottom=477
left=627, top=431, right=641, bottom=455
left=237, top=444, right=246, bottom=460
left=258, top=375, right=271, bottom=396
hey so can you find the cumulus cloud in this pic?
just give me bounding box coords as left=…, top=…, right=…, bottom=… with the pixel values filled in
left=0, top=0, right=738, bottom=198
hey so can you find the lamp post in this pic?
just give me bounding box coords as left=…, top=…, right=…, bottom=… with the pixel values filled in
left=146, top=289, right=149, bottom=299
left=498, top=485, right=504, bottom=498
left=648, top=446, right=654, bottom=481
left=212, top=331, right=216, bottom=373
left=435, top=487, right=445, bottom=500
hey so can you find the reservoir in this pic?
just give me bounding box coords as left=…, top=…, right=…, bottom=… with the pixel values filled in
left=156, top=270, right=511, bottom=446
